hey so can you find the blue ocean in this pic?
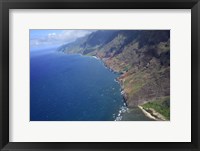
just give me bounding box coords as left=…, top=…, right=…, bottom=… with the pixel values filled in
left=30, top=48, right=127, bottom=121
left=30, top=48, right=152, bottom=121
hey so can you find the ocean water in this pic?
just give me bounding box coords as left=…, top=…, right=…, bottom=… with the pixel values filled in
left=30, top=49, right=126, bottom=121
left=30, top=48, right=152, bottom=121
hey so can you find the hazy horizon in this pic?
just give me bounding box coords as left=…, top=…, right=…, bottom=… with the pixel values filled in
left=30, top=29, right=95, bottom=50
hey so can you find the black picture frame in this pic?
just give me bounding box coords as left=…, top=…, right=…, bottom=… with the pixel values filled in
left=0, top=0, right=199, bottom=151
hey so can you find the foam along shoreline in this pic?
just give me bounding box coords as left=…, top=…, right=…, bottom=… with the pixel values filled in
left=90, top=54, right=157, bottom=121
left=64, top=53, right=152, bottom=121
left=92, top=56, right=99, bottom=60
left=90, top=54, right=128, bottom=121
left=96, top=55, right=167, bottom=121
left=138, top=105, right=166, bottom=121
left=115, top=105, right=129, bottom=121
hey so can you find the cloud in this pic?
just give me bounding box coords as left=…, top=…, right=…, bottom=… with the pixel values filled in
left=30, top=30, right=94, bottom=49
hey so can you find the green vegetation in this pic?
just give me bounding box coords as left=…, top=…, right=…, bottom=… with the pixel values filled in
left=141, top=96, right=170, bottom=120
left=123, top=65, right=131, bottom=72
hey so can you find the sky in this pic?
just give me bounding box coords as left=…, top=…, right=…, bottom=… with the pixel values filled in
left=30, top=30, right=94, bottom=50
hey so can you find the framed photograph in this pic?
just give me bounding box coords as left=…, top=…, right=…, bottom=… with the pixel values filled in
left=0, top=0, right=199, bottom=150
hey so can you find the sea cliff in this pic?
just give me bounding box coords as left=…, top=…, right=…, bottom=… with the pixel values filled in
left=57, top=30, right=170, bottom=120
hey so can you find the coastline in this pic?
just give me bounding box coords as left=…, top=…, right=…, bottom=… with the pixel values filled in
left=92, top=54, right=155, bottom=121
left=138, top=105, right=166, bottom=121
left=99, top=56, right=169, bottom=121
left=90, top=55, right=133, bottom=120
left=138, top=106, right=161, bottom=121
left=64, top=53, right=161, bottom=121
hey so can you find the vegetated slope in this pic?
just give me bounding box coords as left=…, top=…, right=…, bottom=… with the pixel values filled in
left=58, top=30, right=170, bottom=119
left=58, top=30, right=118, bottom=55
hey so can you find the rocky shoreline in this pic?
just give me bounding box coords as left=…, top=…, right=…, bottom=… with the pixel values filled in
left=97, top=56, right=129, bottom=104
left=63, top=53, right=167, bottom=121
left=95, top=55, right=169, bottom=121
left=93, top=55, right=156, bottom=121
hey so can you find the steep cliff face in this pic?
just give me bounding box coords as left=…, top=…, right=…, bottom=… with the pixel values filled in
left=57, top=30, right=170, bottom=109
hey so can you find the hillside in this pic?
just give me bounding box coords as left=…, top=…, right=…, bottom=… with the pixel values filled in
left=57, top=30, right=170, bottom=120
